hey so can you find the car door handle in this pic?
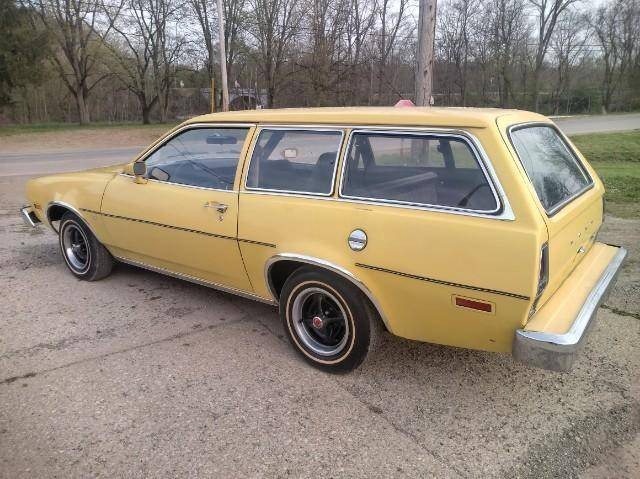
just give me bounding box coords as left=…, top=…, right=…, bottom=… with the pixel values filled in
left=204, top=201, right=228, bottom=214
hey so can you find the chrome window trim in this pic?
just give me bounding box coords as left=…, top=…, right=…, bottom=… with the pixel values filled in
left=244, top=126, right=346, bottom=197
left=264, top=253, right=392, bottom=332
left=133, top=122, right=255, bottom=191
left=119, top=173, right=239, bottom=194
left=507, top=122, right=594, bottom=217
left=337, top=128, right=514, bottom=220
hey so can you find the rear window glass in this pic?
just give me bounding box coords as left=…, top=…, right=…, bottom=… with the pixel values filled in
left=341, top=132, right=498, bottom=212
left=510, top=126, right=591, bottom=213
left=246, top=129, right=342, bottom=194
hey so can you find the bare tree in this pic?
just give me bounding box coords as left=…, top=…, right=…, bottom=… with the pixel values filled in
left=549, top=9, right=587, bottom=113
left=490, top=0, right=530, bottom=107
left=190, top=0, right=246, bottom=108
left=248, top=0, right=302, bottom=107
left=590, top=0, right=640, bottom=113
left=224, top=0, right=248, bottom=82
left=25, top=0, right=115, bottom=124
left=297, top=0, right=350, bottom=105
left=438, top=0, right=478, bottom=105
left=528, top=0, right=580, bottom=110
left=103, top=0, right=185, bottom=123
left=377, top=0, right=409, bottom=104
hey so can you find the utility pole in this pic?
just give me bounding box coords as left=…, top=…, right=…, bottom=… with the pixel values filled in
left=415, top=0, right=437, bottom=106
left=216, top=0, right=229, bottom=112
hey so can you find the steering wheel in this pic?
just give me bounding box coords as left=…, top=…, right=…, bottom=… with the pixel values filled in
left=457, top=183, right=491, bottom=208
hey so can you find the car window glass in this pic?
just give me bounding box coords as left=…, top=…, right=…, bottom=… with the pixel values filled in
left=246, top=129, right=343, bottom=194
left=144, top=127, right=249, bottom=190
left=342, top=132, right=498, bottom=211
left=510, top=126, right=591, bottom=213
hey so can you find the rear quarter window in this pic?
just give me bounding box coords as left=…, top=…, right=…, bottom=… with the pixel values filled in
left=509, top=125, right=592, bottom=214
left=340, top=132, right=499, bottom=212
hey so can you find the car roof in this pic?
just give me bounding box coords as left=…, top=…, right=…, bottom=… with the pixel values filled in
left=186, top=106, right=548, bottom=129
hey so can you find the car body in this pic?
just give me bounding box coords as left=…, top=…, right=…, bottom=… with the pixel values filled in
left=21, top=107, right=626, bottom=372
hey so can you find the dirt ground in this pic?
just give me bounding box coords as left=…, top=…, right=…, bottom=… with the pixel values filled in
left=0, top=126, right=172, bottom=154
left=0, top=130, right=639, bottom=477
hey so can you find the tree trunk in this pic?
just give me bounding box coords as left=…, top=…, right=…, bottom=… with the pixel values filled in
left=142, top=106, right=152, bottom=124
left=75, top=89, right=90, bottom=125
left=531, top=70, right=540, bottom=112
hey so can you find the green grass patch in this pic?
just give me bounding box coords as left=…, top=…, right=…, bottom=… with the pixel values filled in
left=571, top=131, right=640, bottom=163
left=571, top=131, right=640, bottom=219
left=0, top=121, right=179, bottom=136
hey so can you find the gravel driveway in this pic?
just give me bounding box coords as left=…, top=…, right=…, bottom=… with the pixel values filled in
left=1, top=144, right=639, bottom=477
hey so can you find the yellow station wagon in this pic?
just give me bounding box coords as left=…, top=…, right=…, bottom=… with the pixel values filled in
left=21, top=107, right=626, bottom=373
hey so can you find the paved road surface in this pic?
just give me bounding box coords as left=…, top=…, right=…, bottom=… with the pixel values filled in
left=553, top=113, right=640, bottom=135
left=0, top=146, right=143, bottom=177
left=1, top=113, right=639, bottom=176
left=1, top=115, right=639, bottom=477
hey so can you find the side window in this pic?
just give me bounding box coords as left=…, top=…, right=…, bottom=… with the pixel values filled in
left=246, top=129, right=343, bottom=194
left=341, top=132, right=498, bottom=212
left=144, top=127, right=249, bottom=190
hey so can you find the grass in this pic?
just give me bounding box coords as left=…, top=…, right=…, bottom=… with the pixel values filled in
left=570, top=131, right=640, bottom=219
left=0, top=121, right=178, bottom=136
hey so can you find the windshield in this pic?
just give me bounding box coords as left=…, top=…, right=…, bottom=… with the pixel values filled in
left=510, top=125, right=592, bottom=214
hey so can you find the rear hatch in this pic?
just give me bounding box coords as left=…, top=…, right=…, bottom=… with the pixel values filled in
left=497, top=117, right=606, bottom=311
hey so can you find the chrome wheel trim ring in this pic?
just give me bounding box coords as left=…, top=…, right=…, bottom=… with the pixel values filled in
left=61, top=221, right=91, bottom=273
left=291, top=286, right=350, bottom=357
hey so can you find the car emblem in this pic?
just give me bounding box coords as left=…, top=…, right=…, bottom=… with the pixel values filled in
left=312, top=316, right=324, bottom=329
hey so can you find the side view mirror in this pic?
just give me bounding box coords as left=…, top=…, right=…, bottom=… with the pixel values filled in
left=133, top=162, right=146, bottom=176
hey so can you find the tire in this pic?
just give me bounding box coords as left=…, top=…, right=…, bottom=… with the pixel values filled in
left=280, top=267, right=382, bottom=373
left=58, top=211, right=113, bottom=281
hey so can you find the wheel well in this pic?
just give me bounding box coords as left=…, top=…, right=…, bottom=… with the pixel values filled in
left=268, top=260, right=306, bottom=299
left=266, top=259, right=388, bottom=332
left=47, top=204, right=70, bottom=223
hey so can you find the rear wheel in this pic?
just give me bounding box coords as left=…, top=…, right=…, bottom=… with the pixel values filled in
left=59, top=212, right=113, bottom=281
left=280, top=267, right=382, bottom=373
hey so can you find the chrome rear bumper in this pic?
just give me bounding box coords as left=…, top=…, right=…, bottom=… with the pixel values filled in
left=21, top=206, right=41, bottom=227
left=513, top=246, right=627, bottom=372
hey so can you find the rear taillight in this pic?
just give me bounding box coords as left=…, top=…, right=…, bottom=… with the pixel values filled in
left=530, top=242, right=549, bottom=317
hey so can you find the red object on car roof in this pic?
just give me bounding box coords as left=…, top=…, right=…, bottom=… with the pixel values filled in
left=394, top=99, right=415, bottom=108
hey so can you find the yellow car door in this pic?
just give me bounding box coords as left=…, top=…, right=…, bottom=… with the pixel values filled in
left=99, top=125, right=255, bottom=292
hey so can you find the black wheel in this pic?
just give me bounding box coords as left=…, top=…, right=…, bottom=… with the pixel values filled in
left=58, top=212, right=113, bottom=281
left=280, top=267, right=382, bottom=373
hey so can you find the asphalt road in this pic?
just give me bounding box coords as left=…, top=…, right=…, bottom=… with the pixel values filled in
left=0, top=113, right=638, bottom=177
left=0, top=146, right=143, bottom=177
left=1, top=116, right=639, bottom=477
left=553, top=113, right=640, bottom=135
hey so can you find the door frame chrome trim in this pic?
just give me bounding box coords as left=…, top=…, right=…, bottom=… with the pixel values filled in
left=116, top=255, right=277, bottom=305
left=244, top=126, right=346, bottom=197
left=337, top=128, right=514, bottom=220
left=129, top=122, right=255, bottom=192
left=119, top=173, right=239, bottom=194
left=264, top=253, right=392, bottom=332
left=133, top=122, right=256, bottom=163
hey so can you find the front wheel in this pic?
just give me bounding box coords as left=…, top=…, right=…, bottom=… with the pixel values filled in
left=59, top=212, right=113, bottom=281
left=280, top=267, right=382, bottom=373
